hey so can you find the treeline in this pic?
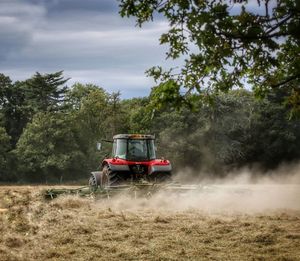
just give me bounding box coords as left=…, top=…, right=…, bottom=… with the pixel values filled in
left=0, top=71, right=299, bottom=183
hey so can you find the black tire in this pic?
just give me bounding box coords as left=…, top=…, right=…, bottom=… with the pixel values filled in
left=89, top=171, right=102, bottom=190
left=102, top=165, right=123, bottom=187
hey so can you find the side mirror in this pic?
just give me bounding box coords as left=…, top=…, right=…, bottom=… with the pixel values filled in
left=96, top=142, right=102, bottom=151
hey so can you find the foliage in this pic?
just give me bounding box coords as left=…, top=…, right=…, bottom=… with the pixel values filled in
left=121, top=97, right=152, bottom=133
left=1, top=71, right=300, bottom=182
left=119, top=0, right=300, bottom=114
left=152, top=91, right=255, bottom=173
left=107, top=91, right=128, bottom=135
left=0, top=71, right=70, bottom=148
left=0, top=74, right=28, bottom=147
left=157, top=90, right=300, bottom=172
left=244, top=92, right=300, bottom=167
left=0, top=127, right=12, bottom=181
left=16, top=112, right=86, bottom=183
left=70, top=87, right=112, bottom=171
left=66, top=83, right=101, bottom=110
left=23, top=71, right=69, bottom=114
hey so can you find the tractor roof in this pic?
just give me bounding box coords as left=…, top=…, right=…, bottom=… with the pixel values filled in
left=113, top=134, right=155, bottom=140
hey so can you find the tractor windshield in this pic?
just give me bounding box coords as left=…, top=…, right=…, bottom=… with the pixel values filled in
left=113, top=139, right=156, bottom=161
left=113, top=139, right=127, bottom=159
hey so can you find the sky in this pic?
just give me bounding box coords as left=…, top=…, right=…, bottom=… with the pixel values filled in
left=0, top=0, right=171, bottom=98
left=0, top=0, right=274, bottom=98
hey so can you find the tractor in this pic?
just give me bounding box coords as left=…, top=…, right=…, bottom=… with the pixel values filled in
left=89, top=134, right=172, bottom=189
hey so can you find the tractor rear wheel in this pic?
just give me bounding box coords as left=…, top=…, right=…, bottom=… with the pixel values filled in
left=102, top=165, right=123, bottom=187
left=88, top=165, right=120, bottom=189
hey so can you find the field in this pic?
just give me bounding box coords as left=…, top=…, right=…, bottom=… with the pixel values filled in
left=0, top=185, right=300, bottom=261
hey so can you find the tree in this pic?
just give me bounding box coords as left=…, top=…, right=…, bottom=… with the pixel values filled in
left=135, top=88, right=299, bottom=173
left=0, top=127, right=12, bottom=181
left=119, top=0, right=300, bottom=115
left=0, top=73, right=12, bottom=107
left=23, top=71, right=69, bottom=114
left=152, top=91, right=255, bottom=173
left=67, top=88, right=130, bottom=172
left=107, top=92, right=128, bottom=135
left=16, top=112, right=86, bottom=183
left=66, top=83, right=102, bottom=110
left=76, top=88, right=109, bottom=139
left=1, top=72, right=70, bottom=147
left=71, top=88, right=112, bottom=169
left=242, top=91, right=300, bottom=168
left=122, top=97, right=152, bottom=133
left=0, top=74, right=28, bottom=147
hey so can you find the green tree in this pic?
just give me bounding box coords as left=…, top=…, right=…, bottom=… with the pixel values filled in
left=0, top=127, right=12, bottom=181
left=16, top=112, right=86, bottom=183
left=66, top=83, right=102, bottom=110
left=0, top=71, right=70, bottom=148
left=0, top=73, right=11, bottom=106
left=72, top=88, right=112, bottom=169
left=107, top=92, right=128, bottom=135
left=119, top=0, right=300, bottom=114
left=152, top=91, right=253, bottom=173
left=23, top=71, right=69, bottom=115
left=122, top=97, right=152, bottom=133
left=76, top=89, right=109, bottom=139
left=0, top=74, right=28, bottom=147
left=243, top=91, right=300, bottom=168
left=67, top=86, right=128, bottom=171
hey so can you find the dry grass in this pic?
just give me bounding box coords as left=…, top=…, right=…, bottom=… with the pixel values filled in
left=0, top=186, right=299, bottom=260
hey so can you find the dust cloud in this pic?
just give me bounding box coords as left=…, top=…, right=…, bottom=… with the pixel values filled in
left=95, top=162, right=300, bottom=213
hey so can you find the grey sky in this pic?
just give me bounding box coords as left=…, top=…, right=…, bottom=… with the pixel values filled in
left=0, top=0, right=170, bottom=98
left=0, top=0, right=271, bottom=98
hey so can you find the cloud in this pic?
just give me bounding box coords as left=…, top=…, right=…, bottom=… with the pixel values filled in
left=66, top=69, right=154, bottom=98
left=0, top=1, right=46, bottom=60
left=42, top=0, right=117, bottom=14
left=0, top=0, right=170, bottom=97
left=0, top=17, right=30, bottom=59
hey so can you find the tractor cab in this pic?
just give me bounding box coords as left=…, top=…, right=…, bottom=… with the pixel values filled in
left=112, top=134, right=156, bottom=161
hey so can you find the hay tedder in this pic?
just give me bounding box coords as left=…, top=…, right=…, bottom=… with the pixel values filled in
left=44, top=134, right=203, bottom=199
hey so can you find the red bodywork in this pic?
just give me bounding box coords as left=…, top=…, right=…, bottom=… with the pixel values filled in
left=100, top=134, right=172, bottom=179
left=103, top=158, right=171, bottom=174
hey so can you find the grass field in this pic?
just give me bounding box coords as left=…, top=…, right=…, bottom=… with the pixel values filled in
left=0, top=185, right=299, bottom=261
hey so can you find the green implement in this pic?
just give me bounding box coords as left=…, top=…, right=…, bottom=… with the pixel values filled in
left=43, top=182, right=207, bottom=200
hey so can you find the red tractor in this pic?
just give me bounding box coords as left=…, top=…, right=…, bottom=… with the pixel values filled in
left=89, top=134, right=172, bottom=188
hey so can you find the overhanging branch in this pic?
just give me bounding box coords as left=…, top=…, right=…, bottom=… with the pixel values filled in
left=271, top=74, right=300, bottom=89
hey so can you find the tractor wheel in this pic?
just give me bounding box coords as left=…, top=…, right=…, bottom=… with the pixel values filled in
left=102, top=165, right=123, bottom=187
left=89, top=171, right=102, bottom=190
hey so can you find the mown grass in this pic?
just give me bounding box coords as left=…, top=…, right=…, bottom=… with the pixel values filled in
left=0, top=186, right=299, bottom=260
